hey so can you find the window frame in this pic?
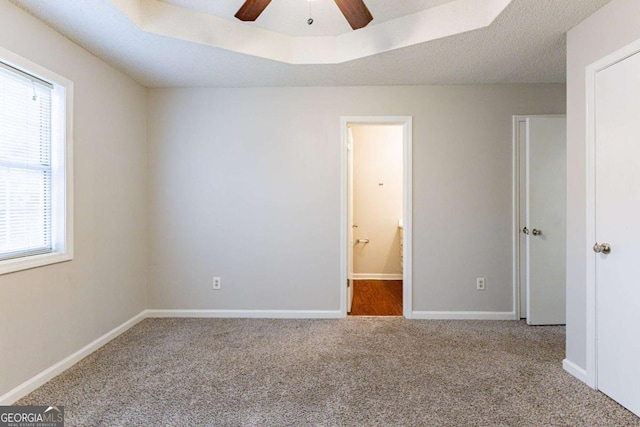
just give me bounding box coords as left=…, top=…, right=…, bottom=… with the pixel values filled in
left=0, top=47, right=74, bottom=275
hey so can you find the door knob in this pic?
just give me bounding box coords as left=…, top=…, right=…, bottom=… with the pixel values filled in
left=532, top=229, right=542, bottom=236
left=522, top=227, right=529, bottom=235
left=593, top=242, right=611, bottom=254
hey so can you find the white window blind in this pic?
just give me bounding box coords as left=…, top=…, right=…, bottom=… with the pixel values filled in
left=0, top=63, right=54, bottom=261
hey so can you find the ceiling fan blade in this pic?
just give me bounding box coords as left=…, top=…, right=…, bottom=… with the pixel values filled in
left=235, top=0, right=272, bottom=22
left=334, top=0, right=373, bottom=30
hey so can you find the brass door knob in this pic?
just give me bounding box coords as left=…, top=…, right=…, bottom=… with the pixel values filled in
left=532, top=229, right=542, bottom=236
left=593, top=242, right=612, bottom=254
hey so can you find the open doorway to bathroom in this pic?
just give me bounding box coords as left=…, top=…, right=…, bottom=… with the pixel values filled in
left=341, top=117, right=412, bottom=317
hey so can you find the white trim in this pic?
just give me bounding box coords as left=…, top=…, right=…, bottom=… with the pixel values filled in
left=0, top=311, right=146, bottom=405
left=411, top=311, right=516, bottom=320
left=584, top=37, right=640, bottom=391
left=352, top=274, right=403, bottom=280
left=146, top=310, right=343, bottom=319
left=0, top=252, right=73, bottom=276
left=340, top=116, right=413, bottom=319
left=512, top=116, right=525, bottom=321
left=585, top=59, right=597, bottom=390
left=563, top=359, right=590, bottom=385
left=403, top=118, right=413, bottom=319
left=0, top=46, right=74, bottom=276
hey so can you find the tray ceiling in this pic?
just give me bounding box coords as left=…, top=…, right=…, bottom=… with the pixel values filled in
left=8, top=0, right=612, bottom=87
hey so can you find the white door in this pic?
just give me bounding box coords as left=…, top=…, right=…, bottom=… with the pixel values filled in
left=594, top=50, right=640, bottom=416
left=525, top=117, right=566, bottom=325
left=347, top=128, right=354, bottom=313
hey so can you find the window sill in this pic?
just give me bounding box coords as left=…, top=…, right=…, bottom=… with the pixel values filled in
left=0, top=251, right=73, bottom=276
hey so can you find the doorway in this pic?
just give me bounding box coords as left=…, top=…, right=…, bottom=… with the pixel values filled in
left=585, top=40, right=640, bottom=416
left=513, top=115, right=566, bottom=325
left=340, top=117, right=412, bottom=318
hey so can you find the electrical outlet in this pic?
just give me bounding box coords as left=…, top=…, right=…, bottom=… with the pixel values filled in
left=476, top=277, right=486, bottom=290
left=213, top=277, right=221, bottom=290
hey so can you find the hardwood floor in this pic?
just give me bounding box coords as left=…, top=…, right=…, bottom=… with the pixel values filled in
left=349, top=280, right=403, bottom=316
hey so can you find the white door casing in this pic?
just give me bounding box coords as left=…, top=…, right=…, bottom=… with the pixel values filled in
left=588, top=48, right=640, bottom=416
left=515, top=117, right=528, bottom=319
left=340, top=116, right=413, bottom=318
left=347, top=128, right=354, bottom=313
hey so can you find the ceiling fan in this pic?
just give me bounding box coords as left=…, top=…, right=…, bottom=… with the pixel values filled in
left=234, top=0, right=373, bottom=30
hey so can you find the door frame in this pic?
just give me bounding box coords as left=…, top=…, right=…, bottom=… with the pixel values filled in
left=512, top=115, right=565, bottom=321
left=340, top=116, right=413, bottom=318
left=585, top=38, right=640, bottom=390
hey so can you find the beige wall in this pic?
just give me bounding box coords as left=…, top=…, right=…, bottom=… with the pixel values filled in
left=0, top=2, right=148, bottom=397
left=352, top=125, right=403, bottom=277
left=565, top=0, right=640, bottom=370
left=147, top=85, right=565, bottom=313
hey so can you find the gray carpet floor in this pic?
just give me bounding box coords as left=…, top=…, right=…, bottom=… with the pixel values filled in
left=18, top=318, right=640, bottom=426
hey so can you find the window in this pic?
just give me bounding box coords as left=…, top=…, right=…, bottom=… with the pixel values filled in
left=0, top=48, right=73, bottom=275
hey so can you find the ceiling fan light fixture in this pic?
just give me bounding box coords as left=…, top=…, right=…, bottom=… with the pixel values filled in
left=234, top=0, right=373, bottom=30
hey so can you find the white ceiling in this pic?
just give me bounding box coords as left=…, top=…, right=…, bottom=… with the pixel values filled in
left=102, top=0, right=513, bottom=64
left=10, top=0, right=611, bottom=88
left=162, top=0, right=456, bottom=37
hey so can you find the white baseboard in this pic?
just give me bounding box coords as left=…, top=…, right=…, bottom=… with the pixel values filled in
left=562, top=359, right=589, bottom=384
left=145, top=309, right=343, bottom=319
left=352, top=274, right=403, bottom=280
left=0, top=311, right=147, bottom=405
left=412, top=311, right=516, bottom=320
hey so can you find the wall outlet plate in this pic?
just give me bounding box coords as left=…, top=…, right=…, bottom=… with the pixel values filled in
left=476, top=277, right=486, bottom=290
left=213, top=277, right=221, bottom=290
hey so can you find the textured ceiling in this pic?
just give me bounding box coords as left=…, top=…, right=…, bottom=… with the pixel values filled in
left=104, top=0, right=512, bottom=64
left=161, top=0, right=456, bottom=37
left=10, top=0, right=611, bottom=87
